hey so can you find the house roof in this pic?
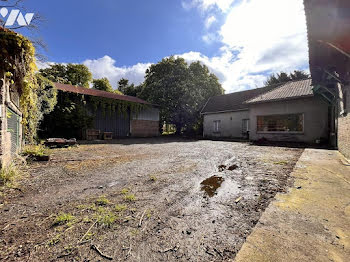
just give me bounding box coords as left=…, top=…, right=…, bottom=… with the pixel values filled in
left=246, top=79, right=313, bottom=104
left=54, top=83, right=151, bottom=105
left=201, top=85, right=278, bottom=114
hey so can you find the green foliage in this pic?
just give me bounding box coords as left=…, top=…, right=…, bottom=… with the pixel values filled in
left=124, top=194, right=136, bottom=201
left=140, top=57, right=224, bottom=134
left=121, top=188, right=129, bottom=195
left=264, top=70, right=309, bottom=86
left=0, top=164, right=21, bottom=187
left=22, top=144, right=47, bottom=157
left=93, top=77, right=113, bottom=92
left=53, top=213, right=75, bottom=226
left=118, top=78, right=142, bottom=97
left=39, top=63, right=92, bottom=88
left=39, top=92, right=94, bottom=139
left=0, top=29, right=56, bottom=143
left=95, top=196, right=111, bottom=206
left=115, top=204, right=127, bottom=212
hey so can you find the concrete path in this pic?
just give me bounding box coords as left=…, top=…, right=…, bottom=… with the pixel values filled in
left=235, top=149, right=350, bottom=262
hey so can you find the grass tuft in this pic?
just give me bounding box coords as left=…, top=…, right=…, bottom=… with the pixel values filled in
left=53, top=213, right=75, bottom=226
left=121, top=188, right=129, bottom=195
left=95, top=211, right=119, bottom=228
left=149, top=175, right=157, bottom=182
left=0, top=164, right=21, bottom=188
left=124, top=194, right=136, bottom=202
left=115, top=204, right=127, bottom=212
left=95, top=196, right=110, bottom=206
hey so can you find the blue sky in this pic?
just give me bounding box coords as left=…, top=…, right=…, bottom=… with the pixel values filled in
left=10, top=0, right=309, bottom=92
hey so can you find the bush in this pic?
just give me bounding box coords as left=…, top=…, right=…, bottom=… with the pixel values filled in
left=0, top=164, right=21, bottom=187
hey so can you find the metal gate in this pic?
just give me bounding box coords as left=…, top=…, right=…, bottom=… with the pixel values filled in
left=7, top=108, right=20, bottom=155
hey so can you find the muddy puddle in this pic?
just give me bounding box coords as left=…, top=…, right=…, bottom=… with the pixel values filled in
left=200, top=175, right=224, bottom=197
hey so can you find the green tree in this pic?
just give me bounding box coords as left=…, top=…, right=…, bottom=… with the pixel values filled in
left=264, top=70, right=309, bottom=86
left=140, top=56, right=224, bottom=134
left=118, top=78, right=142, bottom=97
left=66, top=64, right=92, bottom=88
left=39, top=63, right=92, bottom=88
left=93, top=77, right=113, bottom=92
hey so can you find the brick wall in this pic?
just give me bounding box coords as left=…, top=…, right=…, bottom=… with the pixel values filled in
left=338, top=85, right=350, bottom=159
left=130, top=120, right=159, bottom=137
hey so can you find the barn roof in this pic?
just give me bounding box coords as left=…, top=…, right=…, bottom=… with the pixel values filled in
left=54, top=83, right=151, bottom=105
left=304, top=0, right=350, bottom=84
left=200, top=85, right=278, bottom=114
left=246, top=79, right=313, bottom=104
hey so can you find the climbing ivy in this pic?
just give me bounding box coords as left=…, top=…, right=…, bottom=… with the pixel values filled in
left=0, top=28, right=57, bottom=143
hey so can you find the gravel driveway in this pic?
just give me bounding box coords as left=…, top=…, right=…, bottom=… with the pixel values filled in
left=0, top=138, right=302, bottom=261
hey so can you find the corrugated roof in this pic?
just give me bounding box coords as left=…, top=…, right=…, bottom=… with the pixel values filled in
left=54, top=83, right=151, bottom=105
left=246, top=79, right=313, bottom=104
left=201, top=85, right=278, bottom=114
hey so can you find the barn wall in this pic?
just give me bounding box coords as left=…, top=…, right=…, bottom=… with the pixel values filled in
left=92, top=107, right=130, bottom=138
left=130, top=107, right=159, bottom=137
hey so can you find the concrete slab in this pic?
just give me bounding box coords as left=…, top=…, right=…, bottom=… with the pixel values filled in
left=235, top=149, right=350, bottom=262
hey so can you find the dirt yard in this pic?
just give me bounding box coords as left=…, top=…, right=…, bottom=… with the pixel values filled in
left=0, top=138, right=303, bottom=262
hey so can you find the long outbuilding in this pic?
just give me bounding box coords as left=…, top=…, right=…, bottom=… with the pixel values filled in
left=45, top=83, right=160, bottom=139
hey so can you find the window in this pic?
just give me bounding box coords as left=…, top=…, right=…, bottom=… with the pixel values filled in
left=257, top=114, right=303, bottom=133
left=213, top=120, right=221, bottom=132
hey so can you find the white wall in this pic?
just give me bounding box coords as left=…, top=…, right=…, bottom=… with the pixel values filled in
left=249, top=97, right=329, bottom=143
left=203, top=110, right=250, bottom=138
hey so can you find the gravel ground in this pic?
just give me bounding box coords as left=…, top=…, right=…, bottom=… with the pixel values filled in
left=0, top=138, right=303, bottom=262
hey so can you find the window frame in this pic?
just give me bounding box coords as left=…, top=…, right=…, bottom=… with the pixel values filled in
left=256, top=113, right=304, bottom=134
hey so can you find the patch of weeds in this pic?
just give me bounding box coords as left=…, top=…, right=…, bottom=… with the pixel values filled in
left=95, top=211, right=119, bottom=228
left=115, top=204, right=127, bottom=212
left=22, top=145, right=48, bottom=157
left=95, top=196, right=110, bottom=206
left=53, top=213, right=75, bottom=226
left=0, top=164, right=21, bottom=188
left=124, top=194, right=136, bottom=202
left=273, top=160, right=288, bottom=165
left=48, top=234, right=61, bottom=246
left=82, top=216, right=92, bottom=223
left=121, top=188, right=129, bottom=195
left=149, top=175, right=157, bottom=182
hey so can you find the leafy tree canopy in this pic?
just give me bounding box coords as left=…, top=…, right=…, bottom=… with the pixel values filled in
left=93, top=77, right=113, bottom=92
left=139, top=56, right=224, bottom=134
left=39, top=63, right=92, bottom=88
left=118, top=78, right=142, bottom=97
left=264, top=70, right=309, bottom=86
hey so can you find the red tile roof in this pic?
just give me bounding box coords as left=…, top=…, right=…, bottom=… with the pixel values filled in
left=54, top=83, right=150, bottom=105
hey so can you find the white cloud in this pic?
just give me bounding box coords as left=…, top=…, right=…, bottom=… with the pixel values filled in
left=40, top=0, right=308, bottom=94
left=182, top=0, right=236, bottom=13
left=205, top=15, right=216, bottom=28
left=83, top=56, right=151, bottom=89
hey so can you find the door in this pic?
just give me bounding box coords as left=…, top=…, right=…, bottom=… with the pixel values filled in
left=242, top=119, right=249, bottom=138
